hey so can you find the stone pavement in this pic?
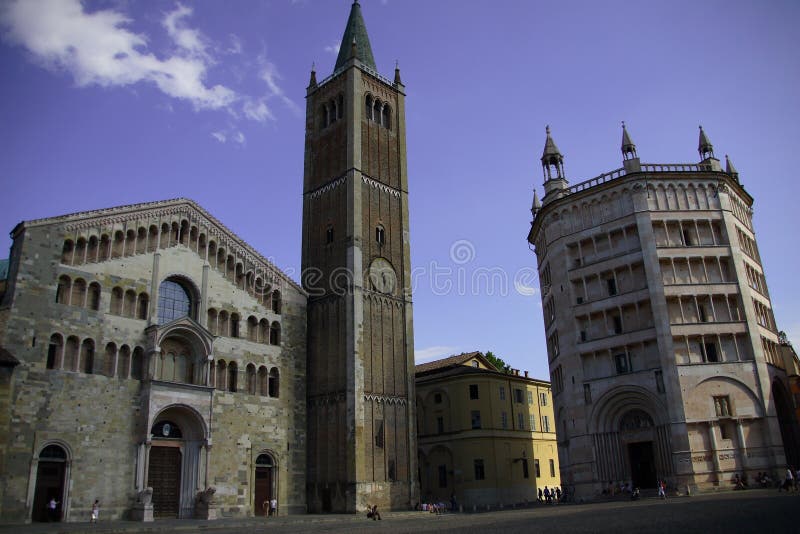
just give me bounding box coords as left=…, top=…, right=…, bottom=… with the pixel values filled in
left=1, top=490, right=797, bottom=533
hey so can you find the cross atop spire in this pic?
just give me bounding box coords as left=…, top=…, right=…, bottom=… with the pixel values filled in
left=621, top=121, right=637, bottom=160
left=698, top=125, right=715, bottom=160
left=541, top=125, right=565, bottom=182
left=334, top=1, right=376, bottom=72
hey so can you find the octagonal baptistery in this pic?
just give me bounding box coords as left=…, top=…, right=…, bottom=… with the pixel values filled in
left=526, top=125, right=794, bottom=498
left=0, top=198, right=307, bottom=522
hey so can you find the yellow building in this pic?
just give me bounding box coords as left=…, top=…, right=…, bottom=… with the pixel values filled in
left=416, top=352, right=560, bottom=509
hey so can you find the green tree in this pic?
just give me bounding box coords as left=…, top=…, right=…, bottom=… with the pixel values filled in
left=484, top=351, right=510, bottom=373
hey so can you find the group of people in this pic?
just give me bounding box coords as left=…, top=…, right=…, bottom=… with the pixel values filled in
left=418, top=501, right=448, bottom=514
left=366, top=504, right=382, bottom=520
left=46, top=498, right=99, bottom=523
left=601, top=481, right=635, bottom=496
left=537, top=486, right=562, bottom=504
left=262, top=497, right=278, bottom=517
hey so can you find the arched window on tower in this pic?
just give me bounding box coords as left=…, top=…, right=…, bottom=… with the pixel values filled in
left=326, top=225, right=334, bottom=244
left=112, top=230, right=124, bottom=258
left=270, top=322, right=281, bottom=345
left=271, top=291, right=281, bottom=315
left=124, top=289, right=137, bottom=318
left=365, top=95, right=373, bottom=121
left=125, top=229, right=136, bottom=256
left=230, top=313, right=240, bottom=338
left=246, top=363, right=256, bottom=395
left=88, top=282, right=101, bottom=311
left=382, top=104, right=391, bottom=129
left=136, top=227, right=147, bottom=254
left=321, top=103, right=329, bottom=129
left=373, top=99, right=381, bottom=124
left=337, top=94, right=344, bottom=120
left=259, top=319, right=270, bottom=345
left=219, top=310, right=229, bottom=337
left=104, top=342, right=117, bottom=377
left=47, top=333, right=63, bottom=370
left=118, top=345, right=131, bottom=379
left=216, top=360, right=226, bottom=390
left=248, top=316, right=259, bottom=342
left=56, top=275, right=71, bottom=305
left=227, top=361, right=238, bottom=392
left=131, top=346, right=144, bottom=379
left=87, top=235, right=99, bottom=262
left=137, top=292, right=149, bottom=320
left=375, top=225, right=385, bottom=247
left=75, top=238, right=86, bottom=264
left=64, top=336, right=79, bottom=372
left=80, top=338, right=95, bottom=374
left=61, top=240, right=74, bottom=264
left=258, top=366, right=268, bottom=396
left=111, top=287, right=123, bottom=315
left=268, top=367, right=280, bottom=398
left=99, top=234, right=111, bottom=260
left=71, top=278, right=86, bottom=308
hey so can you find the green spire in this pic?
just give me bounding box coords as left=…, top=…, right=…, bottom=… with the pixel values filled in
left=334, top=1, right=376, bottom=71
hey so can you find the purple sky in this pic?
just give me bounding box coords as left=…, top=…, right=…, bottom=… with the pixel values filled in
left=1, top=0, right=798, bottom=381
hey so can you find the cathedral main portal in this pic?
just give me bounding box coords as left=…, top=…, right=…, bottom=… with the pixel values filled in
left=148, top=445, right=182, bottom=517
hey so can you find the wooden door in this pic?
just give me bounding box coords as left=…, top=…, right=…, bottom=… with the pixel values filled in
left=254, top=467, right=273, bottom=516
left=148, top=446, right=182, bottom=517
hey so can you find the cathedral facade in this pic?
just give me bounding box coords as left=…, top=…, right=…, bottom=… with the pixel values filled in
left=0, top=1, right=416, bottom=523
left=527, top=125, right=795, bottom=497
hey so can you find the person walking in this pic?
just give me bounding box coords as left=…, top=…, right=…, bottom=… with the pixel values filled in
left=90, top=500, right=100, bottom=523
left=658, top=480, right=667, bottom=500
left=780, top=467, right=793, bottom=492
left=269, top=497, right=277, bottom=517
left=47, top=498, right=59, bottom=522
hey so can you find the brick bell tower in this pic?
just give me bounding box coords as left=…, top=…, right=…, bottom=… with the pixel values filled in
left=301, top=1, right=417, bottom=512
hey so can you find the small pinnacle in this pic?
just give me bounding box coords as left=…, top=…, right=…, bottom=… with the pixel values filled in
left=546, top=125, right=551, bottom=135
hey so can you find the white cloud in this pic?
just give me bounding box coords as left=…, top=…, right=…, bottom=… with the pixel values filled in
left=243, top=98, right=274, bottom=122
left=324, top=41, right=341, bottom=55
left=227, top=33, right=243, bottom=55
left=234, top=131, right=245, bottom=144
left=1, top=0, right=235, bottom=110
left=211, top=131, right=226, bottom=143
left=259, top=60, right=300, bottom=115
left=415, top=346, right=458, bottom=364
left=162, top=3, right=207, bottom=57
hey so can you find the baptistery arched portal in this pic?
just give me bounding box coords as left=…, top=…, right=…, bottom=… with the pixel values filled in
left=148, top=405, right=207, bottom=518
left=253, top=452, right=277, bottom=517
left=590, top=387, right=671, bottom=490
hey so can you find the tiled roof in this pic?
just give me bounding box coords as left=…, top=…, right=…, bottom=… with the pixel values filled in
left=335, top=1, right=376, bottom=71
left=414, top=351, right=485, bottom=374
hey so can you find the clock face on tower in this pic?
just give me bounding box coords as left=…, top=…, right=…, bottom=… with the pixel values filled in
left=368, top=257, right=397, bottom=295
